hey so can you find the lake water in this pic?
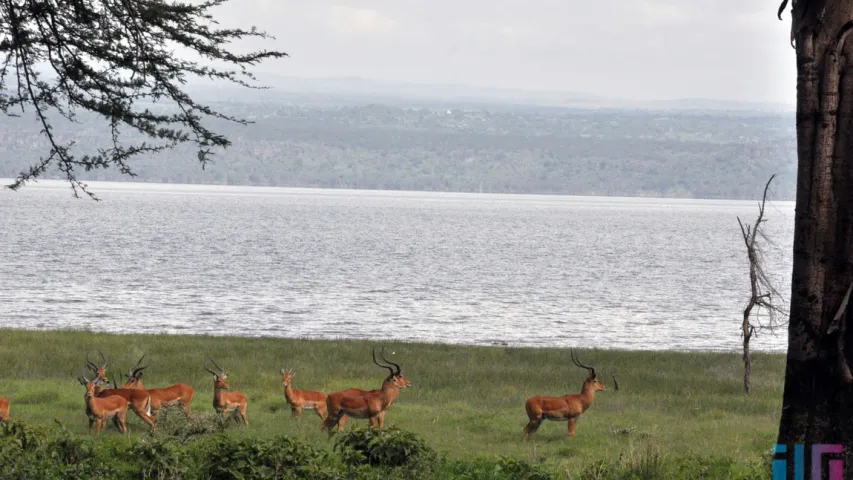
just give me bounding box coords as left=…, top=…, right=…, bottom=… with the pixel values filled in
left=0, top=180, right=795, bottom=353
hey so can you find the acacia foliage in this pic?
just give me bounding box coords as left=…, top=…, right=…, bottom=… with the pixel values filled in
left=0, top=0, right=287, bottom=197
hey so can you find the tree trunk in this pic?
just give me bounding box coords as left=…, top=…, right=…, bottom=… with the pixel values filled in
left=743, top=297, right=754, bottom=394
left=778, top=1, right=853, bottom=476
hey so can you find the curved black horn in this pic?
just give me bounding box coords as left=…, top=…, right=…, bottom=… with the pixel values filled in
left=85, top=352, right=99, bottom=372
left=208, top=356, right=225, bottom=374
left=611, top=372, right=619, bottom=391
left=570, top=349, right=596, bottom=376
left=203, top=358, right=219, bottom=376
left=128, top=354, right=150, bottom=377
left=379, top=347, right=401, bottom=375
left=372, top=347, right=395, bottom=376
left=98, top=350, right=108, bottom=368
left=79, top=365, right=91, bottom=384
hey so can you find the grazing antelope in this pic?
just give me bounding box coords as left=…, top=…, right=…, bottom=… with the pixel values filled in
left=203, top=357, right=248, bottom=425
left=522, top=350, right=607, bottom=440
left=280, top=368, right=330, bottom=421
left=123, top=354, right=195, bottom=420
left=78, top=374, right=129, bottom=435
left=321, top=347, right=411, bottom=435
left=0, top=395, right=9, bottom=425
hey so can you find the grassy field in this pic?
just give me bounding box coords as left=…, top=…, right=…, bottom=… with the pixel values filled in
left=0, top=329, right=784, bottom=476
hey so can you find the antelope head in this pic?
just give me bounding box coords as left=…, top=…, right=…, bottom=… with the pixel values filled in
left=78, top=370, right=104, bottom=398
left=124, top=354, right=150, bottom=388
left=373, top=347, right=411, bottom=390
left=204, top=357, right=230, bottom=389
left=571, top=350, right=606, bottom=392
left=280, top=368, right=295, bottom=387
left=85, top=350, right=109, bottom=382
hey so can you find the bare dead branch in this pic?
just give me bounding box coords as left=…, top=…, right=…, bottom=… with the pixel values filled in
left=739, top=174, right=787, bottom=394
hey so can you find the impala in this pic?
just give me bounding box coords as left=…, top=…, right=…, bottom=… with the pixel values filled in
left=123, top=354, right=195, bottom=419
left=203, top=357, right=248, bottom=425
left=0, top=394, right=8, bottom=424
left=89, top=373, right=156, bottom=431
left=321, top=347, right=411, bottom=434
left=80, top=353, right=156, bottom=430
left=85, top=350, right=109, bottom=385
left=280, top=368, right=330, bottom=421
left=522, top=350, right=607, bottom=440
left=78, top=374, right=129, bottom=435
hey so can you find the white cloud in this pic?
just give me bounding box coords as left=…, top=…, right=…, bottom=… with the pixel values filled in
left=194, top=0, right=798, bottom=104
left=323, top=6, right=399, bottom=36
left=458, top=21, right=534, bottom=48
left=632, top=1, right=691, bottom=26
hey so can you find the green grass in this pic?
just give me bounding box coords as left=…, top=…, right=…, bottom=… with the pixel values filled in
left=0, top=329, right=783, bottom=475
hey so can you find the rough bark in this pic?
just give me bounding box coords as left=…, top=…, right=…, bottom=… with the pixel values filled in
left=777, top=0, right=853, bottom=476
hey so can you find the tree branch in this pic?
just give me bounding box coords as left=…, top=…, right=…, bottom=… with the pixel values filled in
left=0, top=0, right=288, bottom=198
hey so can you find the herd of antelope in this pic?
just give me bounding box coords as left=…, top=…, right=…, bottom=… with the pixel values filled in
left=0, top=347, right=616, bottom=441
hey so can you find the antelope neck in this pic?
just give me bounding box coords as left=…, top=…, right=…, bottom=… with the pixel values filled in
left=575, top=385, right=597, bottom=408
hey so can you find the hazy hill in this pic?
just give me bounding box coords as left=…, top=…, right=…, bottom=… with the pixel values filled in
left=0, top=79, right=797, bottom=200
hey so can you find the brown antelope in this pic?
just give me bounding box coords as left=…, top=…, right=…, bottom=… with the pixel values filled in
left=92, top=382, right=156, bottom=432
left=78, top=374, right=129, bottom=435
left=82, top=354, right=156, bottom=431
left=522, top=350, right=607, bottom=440
left=85, top=350, right=109, bottom=384
left=0, top=395, right=9, bottom=424
left=280, top=368, right=329, bottom=420
left=280, top=368, right=348, bottom=427
left=321, top=347, right=411, bottom=435
left=203, top=357, right=248, bottom=425
left=123, top=354, right=195, bottom=419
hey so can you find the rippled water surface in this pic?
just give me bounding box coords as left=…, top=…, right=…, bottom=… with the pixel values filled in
left=0, top=180, right=795, bottom=352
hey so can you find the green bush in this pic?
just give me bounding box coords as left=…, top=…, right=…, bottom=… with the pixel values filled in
left=334, top=426, right=436, bottom=468
left=199, top=434, right=335, bottom=480
left=0, top=420, right=119, bottom=479
left=0, top=418, right=772, bottom=479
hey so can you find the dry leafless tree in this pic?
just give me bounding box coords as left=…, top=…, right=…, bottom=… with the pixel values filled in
left=737, top=174, right=788, bottom=394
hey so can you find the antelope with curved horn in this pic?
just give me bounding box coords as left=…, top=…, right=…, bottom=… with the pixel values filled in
left=280, top=368, right=334, bottom=422
left=93, top=383, right=156, bottom=432
left=85, top=350, right=109, bottom=387
left=203, top=357, right=248, bottom=425
left=321, top=347, right=411, bottom=434
left=82, top=354, right=156, bottom=431
left=123, top=354, right=195, bottom=419
left=522, top=350, right=607, bottom=440
left=78, top=373, right=129, bottom=435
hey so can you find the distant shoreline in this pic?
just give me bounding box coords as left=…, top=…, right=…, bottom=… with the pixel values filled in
left=1, top=177, right=799, bottom=205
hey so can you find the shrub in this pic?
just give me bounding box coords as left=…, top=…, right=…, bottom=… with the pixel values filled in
left=333, top=427, right=436, bottom=468
left=199, top=434, right=333, bottom=480
left=128, top=437, right=192, bottom=480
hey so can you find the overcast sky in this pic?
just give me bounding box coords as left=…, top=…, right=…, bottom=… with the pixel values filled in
left=211, top=0, right=796, bottom=105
